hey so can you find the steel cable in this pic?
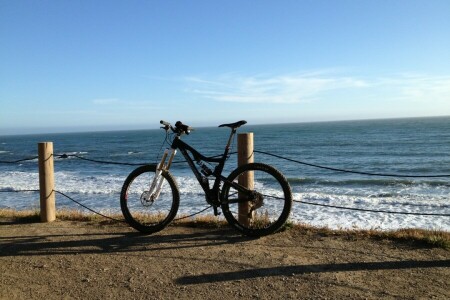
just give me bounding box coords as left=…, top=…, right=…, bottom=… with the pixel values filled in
left=254, top=150, right=450, bottom=178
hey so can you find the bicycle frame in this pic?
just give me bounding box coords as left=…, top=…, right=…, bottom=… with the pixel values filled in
left=149, top=127, right=247, bottom=211
left=174, top=137, right=227, bottom=202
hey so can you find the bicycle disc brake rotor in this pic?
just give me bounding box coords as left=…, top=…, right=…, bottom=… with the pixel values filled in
left=140, top=191, right=154, bottom=207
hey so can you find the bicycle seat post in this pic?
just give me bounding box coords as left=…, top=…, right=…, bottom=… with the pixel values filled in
left=225, top=128, right=237, bottom=150
left=218, top=120, right=247, bottom=151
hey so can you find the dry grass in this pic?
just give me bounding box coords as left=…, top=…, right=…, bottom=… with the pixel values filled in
left=0, top=208, right=41, bottom=223
left=0, top=208, right=121, bottom=224
left=291, top=222, right=450, bottom=250
left=174, top=214, right=228, bottom=228
left=386, top=228, right=450, bottom=249
left=1, top=209, right=448, bottom=249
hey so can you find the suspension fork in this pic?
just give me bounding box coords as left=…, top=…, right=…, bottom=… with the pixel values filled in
left=149, top=148, right=177, bottom=200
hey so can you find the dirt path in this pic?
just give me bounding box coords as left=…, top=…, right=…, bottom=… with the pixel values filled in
left=1, top=220, right=449, bottom=299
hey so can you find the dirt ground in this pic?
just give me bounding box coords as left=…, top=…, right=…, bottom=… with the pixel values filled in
left=0, top=220, right=449, bottom=300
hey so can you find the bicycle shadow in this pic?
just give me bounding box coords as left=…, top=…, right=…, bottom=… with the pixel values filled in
left=175, top=259, right=450, bottom=285
left=0, top=226, right=253, bottom=257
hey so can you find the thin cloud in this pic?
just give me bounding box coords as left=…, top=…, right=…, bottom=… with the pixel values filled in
left=185, top=73, right=369, bottom=104
left=92, top=98, right=169, bottom=110
left=397, top=74, right=450, bottom=104
left=185, top=72, right=450, bottom=107
left=92, top=98, right=120, bottom=105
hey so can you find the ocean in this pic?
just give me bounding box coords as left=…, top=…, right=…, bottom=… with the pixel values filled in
left=1, top=116, right=449, bottom=231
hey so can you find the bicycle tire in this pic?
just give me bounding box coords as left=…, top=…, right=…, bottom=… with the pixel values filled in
left=120, top=165, right=180, bottom=234
left=221, top=162, right=292, bottom=237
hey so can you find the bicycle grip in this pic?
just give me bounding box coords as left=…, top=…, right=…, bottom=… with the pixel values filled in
left=160, top=120, right=170, bottom=126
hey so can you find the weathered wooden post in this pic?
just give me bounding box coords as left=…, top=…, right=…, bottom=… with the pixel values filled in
left=38, top=142, right=56, bottom=222
left=237, top=133, right=254, bottom=226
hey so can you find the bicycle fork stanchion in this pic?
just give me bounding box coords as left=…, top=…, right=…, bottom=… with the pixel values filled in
left=149, top=148, right=176, bottom=200
left=38, top=142, right=56, bottom=222
left=237, top=133, right=254, bottom=226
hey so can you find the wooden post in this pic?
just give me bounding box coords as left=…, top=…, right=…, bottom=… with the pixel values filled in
left=237, top=133, right=254, bottom=226
left=38, top=142, right=56, bottom=222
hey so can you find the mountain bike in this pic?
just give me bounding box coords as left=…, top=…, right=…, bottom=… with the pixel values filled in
left=120, top=120, right=292, bottom=237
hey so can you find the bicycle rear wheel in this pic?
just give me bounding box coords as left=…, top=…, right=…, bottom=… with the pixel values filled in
left=221, top=163, right=292, bottom=237
left=120, top=165, right=179, bottom=234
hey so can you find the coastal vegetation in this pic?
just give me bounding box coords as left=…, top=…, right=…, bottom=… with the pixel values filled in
left=1, top=208, right=448, bottom=249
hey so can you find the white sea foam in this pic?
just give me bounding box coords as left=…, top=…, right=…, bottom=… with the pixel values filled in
left=292, top=190, right=450, bottom=230
left=0, top=171, right=40, bottom=190
left=0, top=171, right=123, bottom=194
left=1, top=171, right=448, bottom=231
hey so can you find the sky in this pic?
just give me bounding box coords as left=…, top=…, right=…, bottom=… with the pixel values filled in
left=1, top=0, right=449, bottom=134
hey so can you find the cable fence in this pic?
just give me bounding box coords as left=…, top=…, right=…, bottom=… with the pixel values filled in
left=0, top=156, right=39, bottom=164
left=253, top=150, right=450, bottom=178
left=1, top=150, right=449, bottom=221
left=3, top=151, right=450, bottom=177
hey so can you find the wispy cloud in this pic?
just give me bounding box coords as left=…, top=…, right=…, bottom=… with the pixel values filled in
left=384, top=74, right=450, bottom=104
left=91, top=98, right=169, bottom=110
left=92, top=98, right=120, bottom=105
left=185, top=72, right=369, bottom=104
left=185, top=72, right=450, bottom=106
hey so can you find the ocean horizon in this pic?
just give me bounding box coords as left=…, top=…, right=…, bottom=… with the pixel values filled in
left=2, top=115, right=449, bottom=137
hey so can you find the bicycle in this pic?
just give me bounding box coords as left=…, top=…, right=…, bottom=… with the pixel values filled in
left=120, top=120, right=292, bottom=236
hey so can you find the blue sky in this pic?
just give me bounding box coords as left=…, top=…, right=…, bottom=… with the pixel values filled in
left=1, top=0, right=449, bottom=134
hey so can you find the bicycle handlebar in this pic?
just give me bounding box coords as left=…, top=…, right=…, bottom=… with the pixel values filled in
left=160, top=120, right=192, bottom=135
left=160, top=120, right=171, bottom=126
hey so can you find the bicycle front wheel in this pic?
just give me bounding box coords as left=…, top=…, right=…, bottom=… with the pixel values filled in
left=221, top=163, right=292, bottom=237
left=120, top=165, right=180, bottom=234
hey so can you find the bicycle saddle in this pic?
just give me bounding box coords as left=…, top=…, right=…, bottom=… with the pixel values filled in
left=218, top=120, right=247, bottom=129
